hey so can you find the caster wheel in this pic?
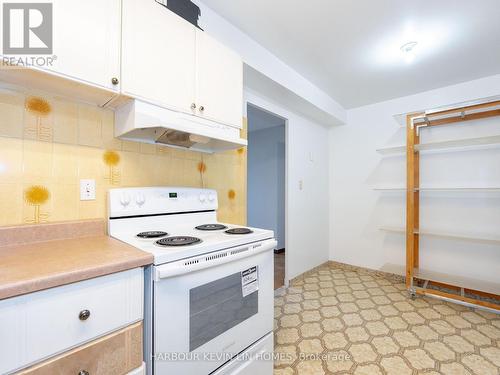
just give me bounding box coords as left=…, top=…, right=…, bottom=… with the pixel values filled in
left=409, top=291, right=416, bottom=300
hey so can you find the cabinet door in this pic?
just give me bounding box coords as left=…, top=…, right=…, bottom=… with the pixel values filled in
left=121, top=0, right=196, bottom=114
left=195, top=30, right=243, bottom=128
left=45, top=0, right=121, bottom=91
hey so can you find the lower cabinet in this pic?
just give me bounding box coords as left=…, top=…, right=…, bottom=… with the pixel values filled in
left=17, top=322, right=144, bottom=375
left=0, top=268, right=144, bottom=374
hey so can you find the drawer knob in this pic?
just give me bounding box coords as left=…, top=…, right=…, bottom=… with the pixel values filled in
left=79, top=370, right=89, bottom=375
left=199, top=105, right=205, bottom=112
left=78, top=309, right=91, bottom=321
left=111, top=77, right=119, bottom=85
left=191, top=103, right=196, bottom=110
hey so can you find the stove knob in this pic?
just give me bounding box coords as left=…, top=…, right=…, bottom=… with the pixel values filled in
left=136, top=193, right=145, bottom=207
left=208, top=193, right=215, bottom=202
left=120, top=193, right=131, bottom=208
left=199, top=193, right=207, bottom=203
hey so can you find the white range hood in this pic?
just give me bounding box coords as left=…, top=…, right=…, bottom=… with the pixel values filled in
left=115, top=100, right=247, bottom=153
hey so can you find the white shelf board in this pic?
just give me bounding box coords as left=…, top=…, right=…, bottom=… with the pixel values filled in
left=380, top=264, right=500, bottom=295
left=417, top=187, right=500, bottom=192
left=379, top=135, right=500, bottom=156
left=393, top=113, right=408, bottom=128
left=376, top=145, right=406, bottom=155
left=379, top=226, right=406, bottom=233
left=414, top=135, right=500, bottom=152
left=379, top=226, right=500, bottom=244
left=373, top=187, right=406, bottom=191
left=374, top=187, right=500, bottom=192
left=417, top=229, right=500, bottom=245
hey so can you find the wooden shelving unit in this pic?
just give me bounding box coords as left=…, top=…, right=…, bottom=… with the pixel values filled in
left=404, top=100, right=500, bottom=311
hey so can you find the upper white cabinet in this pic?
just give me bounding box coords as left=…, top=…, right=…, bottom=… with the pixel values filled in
left=0, top=0, right=121, bottom=105
left=121, top=0, right=243, bottom=128
left=0, top=0, right=243, bottom=126
left=47, top=0, right=121, bottom=91
left=195, top=29, right=243, bottom=128
left=121, top=0, right=196, bottom=114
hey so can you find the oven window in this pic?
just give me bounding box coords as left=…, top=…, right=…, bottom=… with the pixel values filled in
left=189, top=271, right=258, bottom=351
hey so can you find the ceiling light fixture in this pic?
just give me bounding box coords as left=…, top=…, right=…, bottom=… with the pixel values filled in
left=400, top=41, right=418, bottom=63
left=373, top=21, right=451, bottom=67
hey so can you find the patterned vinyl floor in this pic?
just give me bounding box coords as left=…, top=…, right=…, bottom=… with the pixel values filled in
left=273, top=264, right=500, bottom=375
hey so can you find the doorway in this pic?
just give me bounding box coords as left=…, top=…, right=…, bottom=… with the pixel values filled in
left=247, top=104, right=286, bottom=289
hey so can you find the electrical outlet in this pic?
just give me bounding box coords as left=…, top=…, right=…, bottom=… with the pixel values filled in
left=80, top=179, right=96, bottom=201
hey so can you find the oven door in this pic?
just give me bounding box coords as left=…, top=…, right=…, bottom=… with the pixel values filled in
left=152, top=239, right=276, bottom=375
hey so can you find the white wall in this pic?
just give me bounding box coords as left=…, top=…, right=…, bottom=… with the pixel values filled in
left=192, top=0, right=346, bottom=125
left=247, top=124, right=286, bottom=249
left=246, top=89, right=330, bottom=282
left=329, top=74, right=500, bottom=283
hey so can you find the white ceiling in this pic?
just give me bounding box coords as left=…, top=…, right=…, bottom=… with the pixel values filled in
left=201, top=0, right=500, bottom=109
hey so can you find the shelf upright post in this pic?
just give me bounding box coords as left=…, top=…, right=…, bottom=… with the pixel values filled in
left=406, top=114, right=421, bottom=291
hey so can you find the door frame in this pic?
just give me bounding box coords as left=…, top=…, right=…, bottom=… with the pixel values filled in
left=244, top=96, right=289, bottom=287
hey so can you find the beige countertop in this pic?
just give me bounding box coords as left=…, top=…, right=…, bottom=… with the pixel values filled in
left=0, top=221, right=153, bottom=300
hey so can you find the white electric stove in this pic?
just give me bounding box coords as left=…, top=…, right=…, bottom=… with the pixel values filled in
left=108, top=187, right=276, bottom=375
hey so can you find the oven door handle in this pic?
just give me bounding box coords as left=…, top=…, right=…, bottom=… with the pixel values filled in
left=155, top=239, right=277, bottom=280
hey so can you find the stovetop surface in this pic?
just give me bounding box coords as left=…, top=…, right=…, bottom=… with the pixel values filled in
left=109, top=212, right=274, bottom=265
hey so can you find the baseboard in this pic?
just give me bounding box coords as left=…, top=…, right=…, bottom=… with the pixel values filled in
left=274, top=248, right=285, bottom=254
left=288, top=260, right=405, bottom=287
left=289, top=261, right=330, bottom=285
left=328, top=261, right=405, bottom=283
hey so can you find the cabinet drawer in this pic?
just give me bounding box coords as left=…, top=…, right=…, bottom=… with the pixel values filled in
left=0, top=268, right=143, bottom=374
left=17, top=322, right=143, bottom=375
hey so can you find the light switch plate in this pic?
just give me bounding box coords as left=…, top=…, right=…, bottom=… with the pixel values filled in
left=80, top=179, right=96, bottom=201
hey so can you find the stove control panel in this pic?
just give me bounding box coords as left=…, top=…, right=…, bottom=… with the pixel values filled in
left=109, top=187, right=218, bottom=218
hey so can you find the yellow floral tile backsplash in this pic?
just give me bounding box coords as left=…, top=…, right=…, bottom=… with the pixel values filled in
left=0, top=86, right=247, bottom=227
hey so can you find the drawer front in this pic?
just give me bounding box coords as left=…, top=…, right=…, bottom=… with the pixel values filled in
left=17, top=322, right=143, bottom=375
left=0, top=268, right=143, bottom=374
